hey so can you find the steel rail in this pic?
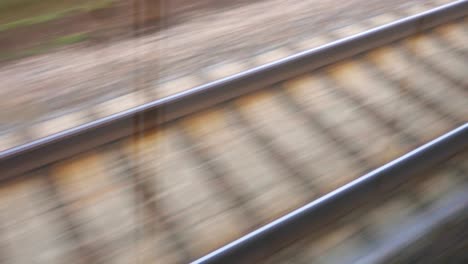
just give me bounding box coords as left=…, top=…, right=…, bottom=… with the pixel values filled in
left=191, top=123, right=468, bottom=264
left=1, top=0, right=467, bottom=180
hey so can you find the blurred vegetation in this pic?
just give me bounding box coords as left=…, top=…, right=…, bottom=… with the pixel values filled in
left=0, top=0, right=163, bottom=61
left=52, top=33, right=89, bottom=45
left=0, top=0, right=116, bottom=61
left=0, top=0, right=115, bottom=32
left=0, top=32, right=89, bottom=61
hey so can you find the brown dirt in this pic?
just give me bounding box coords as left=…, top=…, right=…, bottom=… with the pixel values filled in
left=0, top=0, right=439, bottom=134
left=0, top=0, right=260, bottom=56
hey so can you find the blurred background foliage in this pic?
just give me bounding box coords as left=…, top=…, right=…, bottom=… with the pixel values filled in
left=0, top=0, right=163, bottom=61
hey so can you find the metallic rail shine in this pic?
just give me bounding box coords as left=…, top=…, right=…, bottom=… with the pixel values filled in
left=192, top=124, right=468, bottom=264
left=1, top=0, right=467, bottom=180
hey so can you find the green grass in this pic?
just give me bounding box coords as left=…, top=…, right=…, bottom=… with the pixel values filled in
left=0, top=11, right=67, bottom=32
left=0, top=0, right=115, bottom=32
left=83, top=0, right=115, bottom=12
left=0, top=32, right=89, bottom=61
left=52, top=33, right=89, bottom=45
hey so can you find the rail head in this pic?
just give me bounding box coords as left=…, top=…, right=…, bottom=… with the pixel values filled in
left=1, top=0, right=467, bottom=180
left=191, top=124, right=468, bottom=264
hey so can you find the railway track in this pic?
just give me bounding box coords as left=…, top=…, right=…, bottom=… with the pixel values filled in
left=0, top=0, right=463, bottom=153
left=262, top=153, right=468, bottom=264
left=0, top=1, right=467, bottom=263
left=194, top=127, right=467, bottom=264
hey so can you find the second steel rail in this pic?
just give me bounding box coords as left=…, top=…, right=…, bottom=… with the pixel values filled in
left=192, top=124, right=468, bottom=264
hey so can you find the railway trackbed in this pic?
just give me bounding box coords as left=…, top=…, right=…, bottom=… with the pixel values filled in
left=0, top=1, right=467, bottom=263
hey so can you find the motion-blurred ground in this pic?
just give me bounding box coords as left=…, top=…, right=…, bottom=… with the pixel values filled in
left=0, top=0, right=435, bottom=135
